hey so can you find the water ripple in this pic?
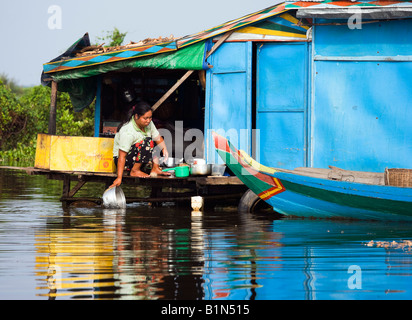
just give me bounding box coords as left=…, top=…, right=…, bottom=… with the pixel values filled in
left=2, top=170, right=412, bottom=299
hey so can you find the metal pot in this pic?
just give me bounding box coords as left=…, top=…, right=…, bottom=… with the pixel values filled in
left=102, top=186, right=126, bottom=209
left=190, top=163, right=212, bottom=176
left=186, top=158, right=206, bottom=166
left=159, top=157, right=183, bottom=168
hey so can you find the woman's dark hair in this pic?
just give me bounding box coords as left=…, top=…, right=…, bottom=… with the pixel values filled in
left=117, top=101, right=152, bottom=131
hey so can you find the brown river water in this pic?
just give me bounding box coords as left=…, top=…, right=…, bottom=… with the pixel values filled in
left=1, top=168, right=412, bottom=301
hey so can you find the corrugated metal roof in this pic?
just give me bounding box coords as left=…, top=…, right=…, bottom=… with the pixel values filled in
left=286, top=0, right=412, bottom=9
left=176, top=3, right=288, bottom=48
left=286, top=0, right=412, bottom=19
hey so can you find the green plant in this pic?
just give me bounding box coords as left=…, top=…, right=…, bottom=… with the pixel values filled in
left=0, top=80, right=25, bottom=149
left=96, top=27, right=127, bottom=47
left=0, top=80, right=95, bottom=166
left=0, top=73, right=27, bottom=97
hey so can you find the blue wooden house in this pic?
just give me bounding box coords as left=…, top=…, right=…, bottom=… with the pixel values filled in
left=42, top=1, right=411, bottom=174
left=205, top=0, right=412, bottom=172
left=283, top=0, right=412, bottom=172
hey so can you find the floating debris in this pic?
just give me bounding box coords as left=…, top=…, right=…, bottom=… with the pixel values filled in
left=365, top=240, right=412, bottom=251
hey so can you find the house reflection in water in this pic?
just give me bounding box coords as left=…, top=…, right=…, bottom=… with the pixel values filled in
left=34, top=208, right=207, bottom=299
left=34, top=208, right=412, bottom=300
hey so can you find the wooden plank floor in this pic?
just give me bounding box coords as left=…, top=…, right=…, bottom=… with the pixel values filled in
left=1, top=166, right=247, bottom=207
left=5, top=166, right=241, bottom=184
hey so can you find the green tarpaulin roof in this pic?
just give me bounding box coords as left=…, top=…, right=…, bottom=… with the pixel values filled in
left=50, top=40, right=208, bottom=82
left=45, top=40, right=208, bottom=111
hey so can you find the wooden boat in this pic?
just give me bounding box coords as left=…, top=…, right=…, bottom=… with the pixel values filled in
left=212, top=132, right=412, bottom=221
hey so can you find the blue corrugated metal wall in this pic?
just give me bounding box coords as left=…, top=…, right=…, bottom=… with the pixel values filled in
left=312, top=19, right=412, bottom=171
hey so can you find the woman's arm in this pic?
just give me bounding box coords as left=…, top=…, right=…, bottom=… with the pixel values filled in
left=110, top=149, right=127, bottom=188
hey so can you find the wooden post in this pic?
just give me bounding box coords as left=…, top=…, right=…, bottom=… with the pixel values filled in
left=151, top=70, right=194, bottom=112
left=205, top=30, right=234, bottom=59
left=94, top=77, right=102, bottom=137
left=48, top=80, right=58, bottom=135
left=61, top=174, right=70, bottom=209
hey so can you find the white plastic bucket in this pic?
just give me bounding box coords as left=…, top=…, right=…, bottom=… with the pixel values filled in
left=102, top=186, right=126, bottom=209
left=191, top=196, right=204, bottom=211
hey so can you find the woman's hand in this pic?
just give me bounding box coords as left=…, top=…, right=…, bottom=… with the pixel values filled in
left=110, top=177, right=122, bottom=188
left=111, top=150, right=126, bottom=188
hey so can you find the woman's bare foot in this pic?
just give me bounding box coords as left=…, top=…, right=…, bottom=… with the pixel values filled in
left=151, top=167, right=171, bottom=176
left=130, top=169, right=150, bottom=178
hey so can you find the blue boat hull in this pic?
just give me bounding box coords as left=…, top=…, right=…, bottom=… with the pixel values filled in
left=267, top=172, right=412, bottom=221
left=213, top=132, right=412, bottom=221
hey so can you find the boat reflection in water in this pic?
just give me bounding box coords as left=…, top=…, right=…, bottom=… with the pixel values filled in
left=34, top=205, right=412, bottom=300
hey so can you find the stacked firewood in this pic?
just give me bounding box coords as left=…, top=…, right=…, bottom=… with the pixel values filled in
left=75, top=35, right=176, bottom=57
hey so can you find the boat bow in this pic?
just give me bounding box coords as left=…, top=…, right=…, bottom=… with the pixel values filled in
left=212, top=132, right=285, bottom=201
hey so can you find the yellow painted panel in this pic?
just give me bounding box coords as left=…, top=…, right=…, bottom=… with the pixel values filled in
left=237, top=26, right=307, bottom=38
left=34, top=134, right=115, bottom=173
left=34, top=134, right=51, bottom=169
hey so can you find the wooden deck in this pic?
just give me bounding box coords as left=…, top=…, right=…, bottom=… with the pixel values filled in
left=2, top=166, right=247, bottom=208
